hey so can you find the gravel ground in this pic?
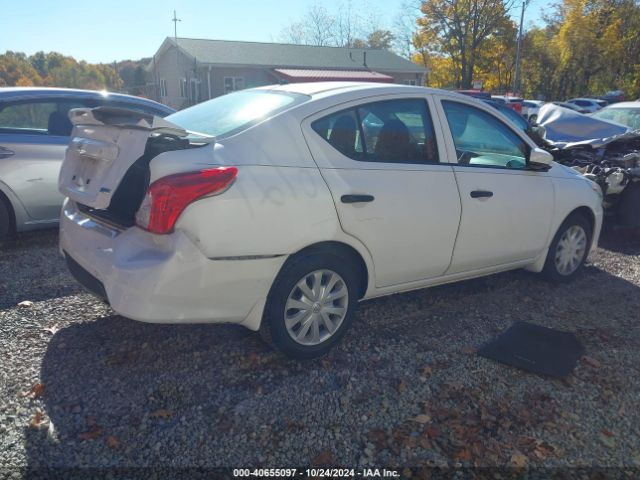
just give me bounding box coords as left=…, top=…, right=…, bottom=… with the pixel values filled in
left=1, top=227, right=639, bottom=475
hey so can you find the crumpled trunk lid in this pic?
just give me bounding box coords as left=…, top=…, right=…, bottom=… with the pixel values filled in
left=59, top=107, right=188, bottom=209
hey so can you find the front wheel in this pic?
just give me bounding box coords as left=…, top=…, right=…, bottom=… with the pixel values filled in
left=261, top=252, right=361, bottom=359
left=542, top=213, right=592, bottom=282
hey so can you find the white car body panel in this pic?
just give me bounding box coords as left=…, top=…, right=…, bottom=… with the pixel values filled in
left=446, top=167, right=554, bottom=273
left=59, top=198, right=285, bottom=330
left=58, top=83, right=603, bottom=331
left=314, top=166, right=461, bottom=287
left=432, top=92, right=603, bottom=271
left=301, top=93, right=461, bottom=287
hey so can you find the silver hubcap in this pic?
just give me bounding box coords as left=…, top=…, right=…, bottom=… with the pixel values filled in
left=284, top=269, right=349, bottom=346
left=555, top=225, right=587, bottom=275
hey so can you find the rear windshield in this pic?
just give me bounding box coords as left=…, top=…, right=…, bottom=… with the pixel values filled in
left=167, top=90, right=309, bottom=138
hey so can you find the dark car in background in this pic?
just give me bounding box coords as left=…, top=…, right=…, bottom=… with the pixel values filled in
left=0, top=88, right=174, bottom=240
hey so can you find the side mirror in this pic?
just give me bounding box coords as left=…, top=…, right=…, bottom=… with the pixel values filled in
left=528, top=147, right=554, bottom=171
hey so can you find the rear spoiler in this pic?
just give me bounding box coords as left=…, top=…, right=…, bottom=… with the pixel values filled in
left=69, top=107, right=188, bottom=137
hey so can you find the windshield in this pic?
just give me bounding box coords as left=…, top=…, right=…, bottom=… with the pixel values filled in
left=592, top=107, right=640, bottom=130
left=167, top=90, right=309, bottom=138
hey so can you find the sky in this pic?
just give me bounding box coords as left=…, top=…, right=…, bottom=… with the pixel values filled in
left=0, top=0, right=551, bottom=63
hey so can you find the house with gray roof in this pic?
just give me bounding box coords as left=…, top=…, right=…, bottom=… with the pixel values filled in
left=148, top=37, right=427, bottom=109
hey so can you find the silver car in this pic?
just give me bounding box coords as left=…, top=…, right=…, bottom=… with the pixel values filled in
left=0, top=88, right=174, bottom=240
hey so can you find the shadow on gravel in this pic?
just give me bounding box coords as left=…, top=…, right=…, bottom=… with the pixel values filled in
left=25, top=255, right=640, bottom=469
left=0, top=229, right=82, bottom=309
left=597, top=225, right=640, bottom=255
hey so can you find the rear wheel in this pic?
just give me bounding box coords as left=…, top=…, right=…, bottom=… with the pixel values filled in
left=261, top=251, right=360, bottom=359
left=542, top=213, right=592, bottom=282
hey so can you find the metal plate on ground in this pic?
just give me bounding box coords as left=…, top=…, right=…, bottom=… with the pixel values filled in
left=477, top=321, right=584, bottom=379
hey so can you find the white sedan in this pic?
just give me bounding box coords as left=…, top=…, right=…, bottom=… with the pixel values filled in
left=59, top=83, right=603, bottom=359
left=566, top=98, right=605, bottom=113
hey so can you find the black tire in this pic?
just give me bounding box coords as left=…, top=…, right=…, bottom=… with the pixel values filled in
left=261, top=250, right=361, bottom=359
left=0, top=198, right=13, bottom=242
left=542, top=213, right=592, bottom=283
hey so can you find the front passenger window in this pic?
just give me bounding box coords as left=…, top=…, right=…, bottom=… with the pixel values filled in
left=442, top=100, right=528, bottom=169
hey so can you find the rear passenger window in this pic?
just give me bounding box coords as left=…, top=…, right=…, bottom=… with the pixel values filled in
left=311, top=109, right=364, bottom=160
left=312, top=99, right=439, bottom=164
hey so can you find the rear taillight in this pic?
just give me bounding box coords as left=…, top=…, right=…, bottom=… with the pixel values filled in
left=135, top=166, right=238, bottom=234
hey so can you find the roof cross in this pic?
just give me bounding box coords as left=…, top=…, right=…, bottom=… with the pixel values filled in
left=172, top=10, right=181, bottom=41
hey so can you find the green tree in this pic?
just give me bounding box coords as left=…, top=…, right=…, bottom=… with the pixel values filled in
left=367, top=29, right=395, bottom=49
left=0, top=51, right=42, bottom=86
left=417, top=0, right=515, bottom=88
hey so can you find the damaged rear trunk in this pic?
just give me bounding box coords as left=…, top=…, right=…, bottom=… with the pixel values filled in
left=59, top=107, right=208, bottom=229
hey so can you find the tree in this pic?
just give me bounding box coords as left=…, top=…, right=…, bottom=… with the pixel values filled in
left=280, top=5, right=336, bottom=46
left=474, top=19, right=517, bottom=92
left=0, top=50, right=123, bottom=91
left=417, top=0, right=515, bottom=88
left=367, top=30, right=395, bottom=49
left=279, top=1, right=396, bottom=50
left=518, top=27, right=559, bottom=99
left=392, top=0, right=422, bottom=58
left=334, top=0, right=361, bottom=47
left=0, top=52, right=42, bottom=87
left=517, top=0, right=640, bottom=100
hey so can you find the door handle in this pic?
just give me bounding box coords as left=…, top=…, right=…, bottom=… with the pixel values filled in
left=341, top=194, right=375, bottom=204
left=470, top=190, right=493, bottom=198
left=0, top=147, right=15, bottom=159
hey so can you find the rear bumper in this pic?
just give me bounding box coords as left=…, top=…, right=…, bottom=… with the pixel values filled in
left=59, top=199, right=285, bottom=330
left=65, top=253, right=108, bottom=301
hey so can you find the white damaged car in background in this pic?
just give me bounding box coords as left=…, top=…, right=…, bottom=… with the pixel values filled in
left=536, top=103, right=640, bottom=228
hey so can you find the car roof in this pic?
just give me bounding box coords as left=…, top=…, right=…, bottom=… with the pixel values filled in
left=0, top=87, right=174, bottom=113
left=569, top=98, right=597, bottom=102
left=256, top=81, right=441, bottom=98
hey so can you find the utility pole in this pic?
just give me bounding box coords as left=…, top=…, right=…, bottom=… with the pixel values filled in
left=512, top=0, right=529, bottom=95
